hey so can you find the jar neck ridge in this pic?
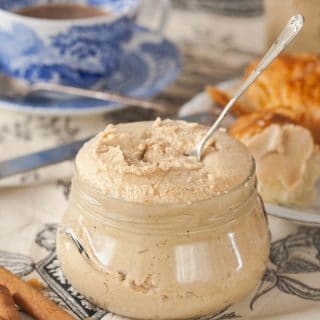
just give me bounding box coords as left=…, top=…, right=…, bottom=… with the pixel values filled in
left=68, top=170, right=258, bottom=233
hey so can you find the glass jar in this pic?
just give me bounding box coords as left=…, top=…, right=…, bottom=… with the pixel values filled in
left=57, top=160, right=270, bottom=319
left=265, top=0, right=320, bottom=53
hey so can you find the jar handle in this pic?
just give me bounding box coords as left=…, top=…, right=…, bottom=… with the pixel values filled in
left=59, top=226, right=107, bottom=272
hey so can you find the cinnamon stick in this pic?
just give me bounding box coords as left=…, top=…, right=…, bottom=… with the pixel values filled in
left=26, top=279, right=46, bottom=292
left=0, top=267, right=75, bottom=320
left=0, top=284, right=20, bottom=320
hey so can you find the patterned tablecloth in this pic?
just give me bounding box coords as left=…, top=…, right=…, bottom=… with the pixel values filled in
left=1, top=1, right=320, bottom=319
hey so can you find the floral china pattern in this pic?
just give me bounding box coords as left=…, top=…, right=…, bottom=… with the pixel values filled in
left=0, top=0, right=140, bottom=14
left=0, top=23, right=180, bottom=112
left=0, top=19, right=134, bottom=88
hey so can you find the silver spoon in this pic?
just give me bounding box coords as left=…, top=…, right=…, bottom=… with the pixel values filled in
left=193, top=14, right=305, bottom=160
left=0, top=73, right=167, bottom=112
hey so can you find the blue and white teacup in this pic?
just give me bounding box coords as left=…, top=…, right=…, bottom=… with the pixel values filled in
left=0, top=0, right=170, bottom=88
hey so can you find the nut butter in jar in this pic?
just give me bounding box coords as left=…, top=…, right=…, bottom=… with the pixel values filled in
left=57, top=119, right=270, bottom=319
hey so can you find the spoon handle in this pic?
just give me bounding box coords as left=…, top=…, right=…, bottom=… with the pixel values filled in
left=30, top=82, right=167, bottom=113
left=195, top=14, right=304, bottom=160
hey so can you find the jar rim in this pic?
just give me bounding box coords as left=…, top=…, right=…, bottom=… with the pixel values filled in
left=73, top=156, right=256, bottom=209
left=70, top=156, right=259, bottom=231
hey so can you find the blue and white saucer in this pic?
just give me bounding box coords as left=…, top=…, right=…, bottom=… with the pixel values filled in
left=0, top=25, right=181, bottom=116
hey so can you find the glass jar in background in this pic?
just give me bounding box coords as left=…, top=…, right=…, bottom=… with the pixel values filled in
left=265, top=0, right=320, bottom=52
left=57, top=160, right=270, bottom=320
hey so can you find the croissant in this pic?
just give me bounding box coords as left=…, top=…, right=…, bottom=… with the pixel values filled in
left=228, top=109, right=297, bottom=139
left=207, top=54, right=320, bottom=143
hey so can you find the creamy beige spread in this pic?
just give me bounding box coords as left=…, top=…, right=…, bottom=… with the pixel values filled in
left=242, top=124, right=320, bottom=205
left=57, top=119, right=270, bottom=319
left=76, top=119, right=252, bottom=203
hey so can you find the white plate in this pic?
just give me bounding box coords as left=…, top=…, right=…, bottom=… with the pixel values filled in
left=179, top=79, right=320, bottom=226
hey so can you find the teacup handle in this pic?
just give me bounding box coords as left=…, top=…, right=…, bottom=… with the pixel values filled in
left=139, top=0, right=171, bottom=34
left=156, top=0, right=171, bottom=34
